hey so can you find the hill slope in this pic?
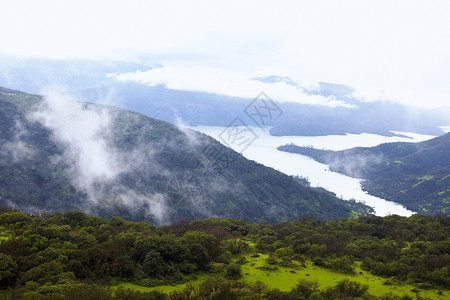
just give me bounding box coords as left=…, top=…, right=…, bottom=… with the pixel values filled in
left=0, top=87, right=368, bottom=224
left=0, top=211, right=448, bottom=298
left=278, top=134, right=450, bottom=215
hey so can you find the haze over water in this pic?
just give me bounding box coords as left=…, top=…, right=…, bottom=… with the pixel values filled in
left=193, top=126, right=436, bottom=217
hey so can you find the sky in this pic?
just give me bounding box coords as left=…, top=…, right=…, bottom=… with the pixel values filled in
left=1, top=0, right=450, bottom=108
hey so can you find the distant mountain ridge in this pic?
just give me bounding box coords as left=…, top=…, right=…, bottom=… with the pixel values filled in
left=278, top=133, right=450, bottom=215
left=0, top=56, right=448, bottom=138
left=0, top=86, right=370, bottom=225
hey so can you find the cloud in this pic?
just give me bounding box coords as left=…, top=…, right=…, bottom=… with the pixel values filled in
left=352, top=87, right=450, bottom=110
left=118, top=191, right=168, bottom=225
left=31, top=91, right=121, bottom=188
left=2, top=1, right=450, bottom=108
left=108, top=66, right=355, bottom=108
left=327, top=152, right=384, bottom=179
left=351, top=88, right=391, bottom=104
left=29, top=91, right=168, bottom=224
left=174, top=115, right=201, bottom=146
left=0, top=121, right=35, bottom=162
left=0, top=69, right=13, bottom=88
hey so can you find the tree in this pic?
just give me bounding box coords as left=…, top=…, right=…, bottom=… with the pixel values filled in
left=225, top=264, right=242, bottom=279
left=0, top=253, right=17, bottom=288
left=20, top=262, right=63, bottom=285
left=289, top=280, right=319, bottom=299
left=321, top=280, right=368, bottom=299
left=143, top=251, right=168, bottom=277
left=67, top=259, right=88, bottom=278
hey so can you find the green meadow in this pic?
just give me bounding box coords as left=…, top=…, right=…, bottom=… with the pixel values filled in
left=114, top=254, right=449, bottom=299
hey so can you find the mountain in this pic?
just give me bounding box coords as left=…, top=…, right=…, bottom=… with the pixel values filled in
left=252, top=76, right=447, bottom=137
left=81, top=80, right=448, bottom=137
left=268, top=100, right=447, bottom=137
left=278, top=134, right=450, bottom=215
left=1, top=56, right=448, bottom=138
left=0, top=87, right=370, bottom=225
left=0, top=55, right=150, bottom=94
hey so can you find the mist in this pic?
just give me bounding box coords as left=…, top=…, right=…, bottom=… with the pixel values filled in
left=29, top=91, right=170, bottom=224
left=0, top=121, right=35, bottom=162
left=31, top=91, right=121, bottom=189
left=108, top=66, right=356, bottom=108
left=326, top=152, right=385, bottom=179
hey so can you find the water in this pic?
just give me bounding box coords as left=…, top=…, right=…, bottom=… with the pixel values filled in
left=191, top=126, right=436, bottom=217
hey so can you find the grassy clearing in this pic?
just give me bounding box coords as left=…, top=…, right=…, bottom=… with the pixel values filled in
left=242, top=256, right=448, bottom=298
left=113, top=254, right=449, bottom=299
left=113, top=274, right=209, bottom=294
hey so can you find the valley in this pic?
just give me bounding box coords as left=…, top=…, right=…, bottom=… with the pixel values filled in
left=1, top=2, right=450, bottom=299
left=193, top=126, right=435, bottom=216
left=0, top=87, right=368, bottom=225
left=278, top=133, right=450, bottom=216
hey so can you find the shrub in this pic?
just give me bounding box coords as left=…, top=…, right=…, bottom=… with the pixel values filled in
left=289, top=280, right=319, bottom=299
left=290, top=254, right=305, bottom=263
left=217, top=250, right=233, bottom=264
left=329, top=256, right=354, bottom=274
left=267, top=254, right=278, bottom=265
left=321, top=280, right=368, bottom=298
left=225, top=264, right=242, bottom=280
left=275, top=247, right=293, bottom=258
left=313, top=257, right=324, bottom=266
left=236, top=255, right=247, bottom=264
left=279, top=257, right=295, bottom=268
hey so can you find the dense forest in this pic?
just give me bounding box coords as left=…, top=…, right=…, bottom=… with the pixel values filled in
left=278, top=135, right=450, bottom=216
left=0, top=209, right=448, bottom=299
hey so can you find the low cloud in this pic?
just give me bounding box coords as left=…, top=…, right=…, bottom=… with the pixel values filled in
left=174, top=115, right=201, bottom=146
left=1, top=121, right=35, bottom=162
left=352, top=87, right=450, bottom=109
left=327, top=152, right=384, bottom=179
left=31, top=91, right=121, bottom=189
left=118, top=191, right=168, bottom=225
left=107, top=65, right=355, bottom=108
left=351, top=88, right=392, bottom=104
left=29, top=91, right=168, bottom=224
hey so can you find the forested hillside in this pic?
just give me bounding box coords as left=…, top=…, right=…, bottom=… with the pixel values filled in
left=0, top=87, right=368, bottom=225
left=278, top=134, right=450, bottom=215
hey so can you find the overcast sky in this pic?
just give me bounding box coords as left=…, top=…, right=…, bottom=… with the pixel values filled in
left=1, top=0, right=450, bottom=108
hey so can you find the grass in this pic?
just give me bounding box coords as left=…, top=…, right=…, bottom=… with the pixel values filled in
left=240, top=255, right=449, bottom=298
left=113, top=274, right=209, bottom=294
left=113, top=254, right=450, bottom=299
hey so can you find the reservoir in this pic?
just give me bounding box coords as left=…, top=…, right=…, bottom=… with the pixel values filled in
left=192, top=126, right=435, bottom=217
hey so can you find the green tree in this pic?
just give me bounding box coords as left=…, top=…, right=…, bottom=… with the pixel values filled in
left=20, top=262, right=63, bottom=285
left=321, top=280, right=368, bottom=299
left=225, top=264, right=242, bottom=279
left=0, top=253, right=18, bottom=288
left=289, top=280, right=319, bottom=299
left=143, top=251, right=168, bottom=277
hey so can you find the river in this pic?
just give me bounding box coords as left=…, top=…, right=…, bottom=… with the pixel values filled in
left=191, top=126, right=436, bottom=217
